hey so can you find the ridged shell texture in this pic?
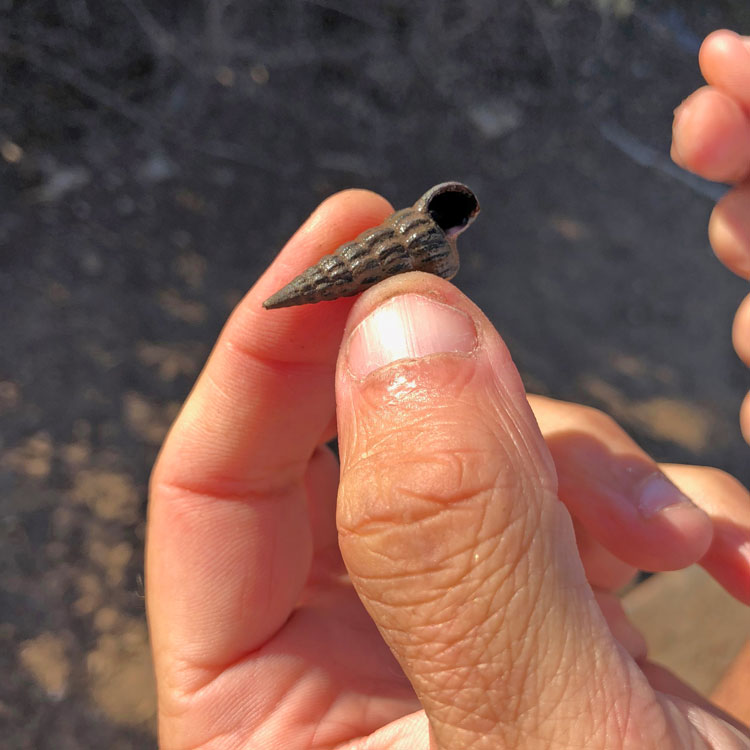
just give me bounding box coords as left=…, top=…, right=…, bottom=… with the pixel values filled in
left=263, top=182, right=479, bottom=309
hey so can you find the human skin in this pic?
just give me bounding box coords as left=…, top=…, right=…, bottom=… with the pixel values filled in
left=146, top=31, right=750, bottom=750
left=671, top=29, right=750, bottom=443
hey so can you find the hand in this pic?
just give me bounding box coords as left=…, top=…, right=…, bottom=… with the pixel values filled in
left=671, top=29, right=750, bottom=443
left=147, top=190, right=750, bottom=749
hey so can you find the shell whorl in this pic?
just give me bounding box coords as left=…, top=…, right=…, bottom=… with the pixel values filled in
left=262, top=182, right=479, bottom=309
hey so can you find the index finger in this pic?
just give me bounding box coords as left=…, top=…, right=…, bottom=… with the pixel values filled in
left=670, top=31, right=750, bottom=185
left=147, top=190, right=392, bottom=687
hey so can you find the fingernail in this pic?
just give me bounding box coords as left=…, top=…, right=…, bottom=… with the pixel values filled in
left=636, top=473, right=698, bottom=518
left=742, top=36, right=750, bottom=54
left=346, top=294, right=477, bottom=379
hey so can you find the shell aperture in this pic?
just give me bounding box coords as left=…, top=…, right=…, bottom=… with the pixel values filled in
left=262, top=182, right=479, bottom=310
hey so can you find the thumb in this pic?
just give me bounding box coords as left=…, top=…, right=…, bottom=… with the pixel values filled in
left=334, top=273, right=722, bottom=749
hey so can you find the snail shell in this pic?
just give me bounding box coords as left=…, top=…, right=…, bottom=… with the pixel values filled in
left=262, top=182, right=480, bottom=309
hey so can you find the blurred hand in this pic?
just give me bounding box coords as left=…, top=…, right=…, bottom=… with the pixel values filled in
left=671, top=29, right=750, bottom=443
left=148, top=188, right=750, bottom=749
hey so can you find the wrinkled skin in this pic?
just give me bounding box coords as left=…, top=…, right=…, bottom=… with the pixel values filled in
left=147, top=30, right=750, bottom=750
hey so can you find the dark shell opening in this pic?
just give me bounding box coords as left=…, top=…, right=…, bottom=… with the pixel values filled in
left=423, top=184, right=480, bottom=238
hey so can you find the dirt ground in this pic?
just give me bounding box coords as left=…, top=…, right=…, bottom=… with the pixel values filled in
left=1, top=1, right=749, bottom=747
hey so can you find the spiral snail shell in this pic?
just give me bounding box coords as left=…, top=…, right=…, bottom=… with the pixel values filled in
left=262, top=182, right=480, bottom=309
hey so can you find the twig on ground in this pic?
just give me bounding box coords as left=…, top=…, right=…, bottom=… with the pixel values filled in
left=0, top=33, right=278, bottom=172
left=522, top=0, right=567, bottom=87
left=301, top=0, right=390, bottom=30
left=599, top=120, right=726, bottom=201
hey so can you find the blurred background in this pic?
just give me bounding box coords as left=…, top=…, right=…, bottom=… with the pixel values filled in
left=1, top=0, right=749, bottom=747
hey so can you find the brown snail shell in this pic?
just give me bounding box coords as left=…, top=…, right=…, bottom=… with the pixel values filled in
left=262, top=182, right=480, bottom=309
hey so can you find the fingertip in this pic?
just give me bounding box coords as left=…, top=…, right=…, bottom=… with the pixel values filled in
left=699, top=29, right=741, bottom=75
left=339, top=271, right=477, bottom=346
left=305, top=188, right=394, bottom=237
left=701, top=534, right=750, bottom=607
left=635, top=471, right=714, bottom=570
left=229, top=188, right=396, bottom=362
left=338, top=271, right=533, bottom=408
left=699, top=29, right=750, bottom=112
left=661, top=463, right=750, bottom=605
left=741, top=391, right=750, bottom=446
left=672, top=87, right=750, bottom=183
left=709, top=185, right=750, bottom=279
left=647, top=502, right=714, bottom=569
left=271, top=188, right=394, bottom=284
left=542, top=421, right=712, bottom=572
left=669, top=141, right=684, bottom=169
left=733, top=293, right=750, bottom=365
